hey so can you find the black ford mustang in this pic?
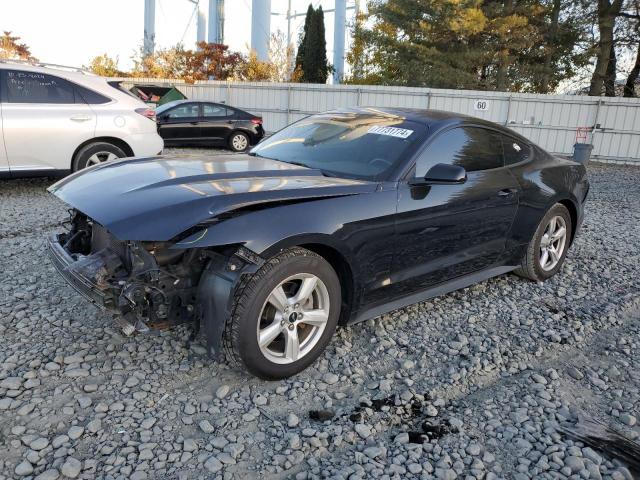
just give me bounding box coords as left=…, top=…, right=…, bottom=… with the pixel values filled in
left=47, top=108, right=589, bottom=379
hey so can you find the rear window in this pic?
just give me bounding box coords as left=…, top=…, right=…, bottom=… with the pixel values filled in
left=502, top=136, right=531, bottom=165
left=203, top=104, right=231, bottom=117
left=251, top=112, right=425, bottom=180
left=107, top=81, right=140, bottom=99
left=165, top=103, right=199, bottom=119
left=74, top=84, right=110, bottom=104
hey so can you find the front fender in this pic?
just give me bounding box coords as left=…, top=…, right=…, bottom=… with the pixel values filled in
left=196, top=252, right=260, bottom=359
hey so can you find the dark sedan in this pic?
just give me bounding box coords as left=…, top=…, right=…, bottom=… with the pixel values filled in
left=47, top=108, right=588, bottom=379
left=155, top=100, right=264, bottom=151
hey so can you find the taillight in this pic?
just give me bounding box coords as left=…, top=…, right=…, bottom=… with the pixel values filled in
left=251, top=118, right=263, bottom=125
left=135, top=107, right=156, bottom=122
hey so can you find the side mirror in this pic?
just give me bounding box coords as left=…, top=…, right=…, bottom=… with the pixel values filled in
left=409, top=163, right=467, bottom=186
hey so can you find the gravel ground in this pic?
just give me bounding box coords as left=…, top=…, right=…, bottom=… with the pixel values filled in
left=0, top=153, right=639, bottom=480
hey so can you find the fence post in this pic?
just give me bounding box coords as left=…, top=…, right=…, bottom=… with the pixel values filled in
left=591, top=98, right=603, bottom=156
left=426, top=91, right=431, bottom=109
left=356, top=88, right=362, bottom=107
left=287, top=84, right=292, bottom=124
left=505, top=95, right=512, bottom=126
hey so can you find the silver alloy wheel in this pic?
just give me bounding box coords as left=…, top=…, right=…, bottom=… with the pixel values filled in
left=257, top=273, right=330, bottom=365
left=232, top=134, right=248, bottom=151
left=86, top=151, right=120, bottom=166
left=539, top=215, right=567, bottom=271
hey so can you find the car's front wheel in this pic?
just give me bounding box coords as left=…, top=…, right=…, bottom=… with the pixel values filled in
left=223, top=247, right=341, bottom=379
left=515, top=203, right=573, bottom=281
left=72, top=142, right=126, bottom=171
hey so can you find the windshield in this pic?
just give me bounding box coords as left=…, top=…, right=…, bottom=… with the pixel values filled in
left=250, top=111, right=425, bottom=180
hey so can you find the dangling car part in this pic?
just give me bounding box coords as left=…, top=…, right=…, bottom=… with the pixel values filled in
left=47, top=108, right=589, bottom=379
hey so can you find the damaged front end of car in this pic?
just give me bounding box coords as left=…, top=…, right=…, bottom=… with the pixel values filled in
left=47, top=210, right=261, bottom=358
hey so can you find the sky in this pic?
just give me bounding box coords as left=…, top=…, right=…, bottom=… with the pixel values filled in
left=2, top=0, right=356, bottom=73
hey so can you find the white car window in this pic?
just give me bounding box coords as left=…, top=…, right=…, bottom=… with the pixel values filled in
left=4, top=70, right=75, bottom=104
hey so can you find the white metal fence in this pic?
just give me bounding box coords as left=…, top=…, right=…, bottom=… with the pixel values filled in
left=119, top=78, right=640, bottom=164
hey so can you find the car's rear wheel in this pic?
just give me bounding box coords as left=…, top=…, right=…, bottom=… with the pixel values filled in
left=72, top=142, right=127, bottom=171
left=515, top=203, right=573, bottom=281
left=223, top=247, right=341, bottom=379
left=228, top=131, right=249, bottom=152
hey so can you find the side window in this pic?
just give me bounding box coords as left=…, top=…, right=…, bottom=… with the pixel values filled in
left=74, top=84, right=110, bottom=104
left=502, top=136, right=531, bottom=165
left=415, top=126, right=504, bottom=176
left=4, top=70, right=75, bottom=104
left=203, top=104, right=228, bottom=117
left=166, top=104, right=199, bottom=119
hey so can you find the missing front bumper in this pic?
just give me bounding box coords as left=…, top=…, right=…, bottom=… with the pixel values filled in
left=46, top=234, right=115, bottom=309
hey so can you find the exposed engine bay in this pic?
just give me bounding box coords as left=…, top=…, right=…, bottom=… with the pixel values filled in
left=53, top=210, right=209, bottom=334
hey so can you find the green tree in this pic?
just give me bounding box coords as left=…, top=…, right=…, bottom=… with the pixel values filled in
left=346, top=0, right=588, bottom=93
left=294, top=4, right=314, bottom=80
left=294, top=4, right=331, bottom=83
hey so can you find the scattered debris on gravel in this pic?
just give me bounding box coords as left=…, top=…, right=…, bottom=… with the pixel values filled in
left=0, top=158, right=639, bottom=479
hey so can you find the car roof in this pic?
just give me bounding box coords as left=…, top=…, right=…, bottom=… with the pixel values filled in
left=0, top=60, right=95, bottom=81
left=0, top=60, right=145, bottom=106
left=324, top=107, right=527, bottom=141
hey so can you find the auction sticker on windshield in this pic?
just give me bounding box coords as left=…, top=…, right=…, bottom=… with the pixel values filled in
left=368, top=126, right=414, bottom=139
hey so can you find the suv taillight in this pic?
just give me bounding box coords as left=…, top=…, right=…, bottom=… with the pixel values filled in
left=135, top=108, right=156, bottom=122
left=251, top=118, right=263, bottom=125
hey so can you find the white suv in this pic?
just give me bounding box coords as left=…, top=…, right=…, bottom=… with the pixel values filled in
left=0, top=60, right=164, bottom=177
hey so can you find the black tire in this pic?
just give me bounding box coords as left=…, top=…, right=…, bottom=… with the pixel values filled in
left=72, top=142, right=126, bottom=171
left=228, top=131, right=250, bottom=152
left=515, top=203, right=573, bottom=281
left=223, top=247, right=341, bottom=379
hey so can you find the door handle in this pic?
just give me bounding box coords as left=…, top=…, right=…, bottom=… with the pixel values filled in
left=70, top=115, right=92, bottom=122
left=190, top=121, right=199, bottom=125
left=498, top=188, right=517, bottom=197
left=227, top=120, right=234, bottom=124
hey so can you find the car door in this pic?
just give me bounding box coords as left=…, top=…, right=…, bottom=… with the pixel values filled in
left=0, top=69, right=96, bottom=172
left=157, top=103, right=201, bottom=143
left=201, top=103, right=236, bottom=145
left=389, top=125, right=520, bottom=297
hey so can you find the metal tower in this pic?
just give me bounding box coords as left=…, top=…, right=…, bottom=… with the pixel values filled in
left=208, top=0, right=225, bottom=44
left=333, top=0, right=346, bottom=83
left=144, top=0, right=225, bottom=54
left=196, top=1, right=207, bottom=44
left=251, top=0, right=272, bottom=61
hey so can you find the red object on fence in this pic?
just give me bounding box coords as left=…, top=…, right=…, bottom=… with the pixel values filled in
left=575, top=127, right=590, bottom=144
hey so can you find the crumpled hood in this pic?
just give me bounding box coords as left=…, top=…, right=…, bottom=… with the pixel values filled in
left=49, top=154, right=375, bottom=241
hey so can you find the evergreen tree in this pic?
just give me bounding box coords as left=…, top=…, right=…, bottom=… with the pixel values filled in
left=294, top=4, right=314, bottom=80
left=345, top=0, right=588, bottom=93
left=295, top=4, right=330, bottom=83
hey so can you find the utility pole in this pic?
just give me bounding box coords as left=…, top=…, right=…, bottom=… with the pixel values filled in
left=286, top=0, right=292, bottom=49
left=143, top=0, right=155, bottom=56
left=333, top=0, right=346, bottom=84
